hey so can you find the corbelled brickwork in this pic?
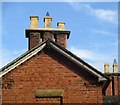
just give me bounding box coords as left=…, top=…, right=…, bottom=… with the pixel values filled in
left=2, top=48, right=103, bottom=104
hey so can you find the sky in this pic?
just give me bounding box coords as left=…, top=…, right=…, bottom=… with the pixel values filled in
left=1, top=1, right=119, bottom=73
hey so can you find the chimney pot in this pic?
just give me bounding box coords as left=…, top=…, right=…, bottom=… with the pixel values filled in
left=30, top=16, right=39, bottom=28
left=44, top=13, right=52, bottom=28
left=57, top=22, right=65, bottom=29
left=104, top=63, right=110, bottom=74
left=113, top=59, right=118, bottom=73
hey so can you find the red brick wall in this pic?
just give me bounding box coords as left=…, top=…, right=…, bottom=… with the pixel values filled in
left=28, top=32, right=40, bottom=50
left=119, top=76, right=120, bottom=95
left=56, top=34, right=67, bottom=48
left=105, top=77, right=112, bottom=96
left=105, top=75, right=120, bottom=96
left=114, top=76, right=119, bottom=96
left=42, top=32, right=54, bottom=41
left=2, top=48, right=103, bottom=104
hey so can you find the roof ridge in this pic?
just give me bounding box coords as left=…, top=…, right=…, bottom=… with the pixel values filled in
left=0, top=40, right=47, bottom=71
left=0, top=39, right=109, bottom=82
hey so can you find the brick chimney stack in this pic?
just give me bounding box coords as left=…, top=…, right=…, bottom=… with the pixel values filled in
left=113, top=59, right=118, bottom=73
left=42, top=12, right=54, bottom=41
left=26, top=16, right=40, bottom=50
left=56, top=22, right=67, bottom=48
left=26, top=13, right=70, bottom=50
left=104, top=63, right=110, bottom=74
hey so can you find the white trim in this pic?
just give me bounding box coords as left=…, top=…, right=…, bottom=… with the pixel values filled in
left=0, top=43, right=46, bottom=77
left=50, top=43, right=107, bottom=81
left=26, top=28, right=69, bottom=32
left=0, top=42, right=107, bottom=81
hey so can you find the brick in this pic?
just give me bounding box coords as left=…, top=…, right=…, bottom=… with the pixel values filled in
left=2, top=48, right=103, bottom=104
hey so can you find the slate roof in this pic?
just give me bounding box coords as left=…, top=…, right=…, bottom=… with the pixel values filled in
left=0, top=39, right=109, bottom=83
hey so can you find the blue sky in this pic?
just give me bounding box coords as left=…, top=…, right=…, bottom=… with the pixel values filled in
left=1, top=2, right=118, bottom=73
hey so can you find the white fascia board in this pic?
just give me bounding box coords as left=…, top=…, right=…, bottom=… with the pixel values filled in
left=0, top=43, right=46, bottom=77
left=50, top=43, right=107, bottom=82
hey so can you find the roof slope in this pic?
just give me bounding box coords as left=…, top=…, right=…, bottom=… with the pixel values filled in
left=0, top=39, right=109, bottom=82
